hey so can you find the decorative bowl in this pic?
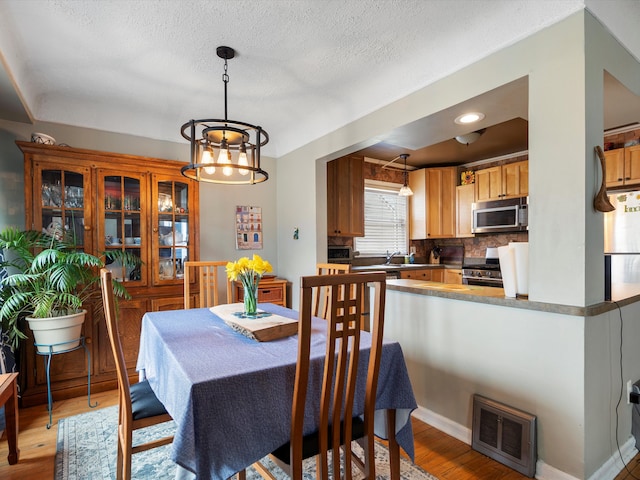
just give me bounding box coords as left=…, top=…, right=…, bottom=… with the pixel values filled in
left=31, top=132, right=56, bottom=145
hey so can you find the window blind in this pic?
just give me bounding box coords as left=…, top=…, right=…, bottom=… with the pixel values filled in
left=355, top=184, right=408, bottom=256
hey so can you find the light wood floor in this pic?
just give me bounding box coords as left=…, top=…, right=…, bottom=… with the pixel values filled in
left=0, top=389, right=638, bottom=479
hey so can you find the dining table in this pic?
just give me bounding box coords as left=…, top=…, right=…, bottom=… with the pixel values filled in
left=136, top=302, right=417, bottom=480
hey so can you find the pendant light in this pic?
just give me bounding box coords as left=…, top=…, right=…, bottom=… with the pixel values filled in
left=180, top=46, right=269, bottom=184
left=398, top=154, right=413, bottom=196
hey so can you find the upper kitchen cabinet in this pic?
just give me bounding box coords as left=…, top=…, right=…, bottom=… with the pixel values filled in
left=475, top=160, right=528, bottom=201
left=409, top=167, right=456, bottom=239
left=605, top=145, right=640, bottom=188
left=327, top=156, right=364, bottom=237
left=456, top=184, right=475, bottom=237
left=18, top=141, right=199, bottom=407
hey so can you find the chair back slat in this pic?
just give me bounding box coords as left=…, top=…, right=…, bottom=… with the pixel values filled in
left=183, top=261, right=232, bottom=309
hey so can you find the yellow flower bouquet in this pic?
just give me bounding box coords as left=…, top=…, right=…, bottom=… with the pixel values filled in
left=226, top=254, right=273, bottom=316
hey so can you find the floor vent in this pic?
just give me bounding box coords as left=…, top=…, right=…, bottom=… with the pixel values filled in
left=471, top=394, right=537, bottom=477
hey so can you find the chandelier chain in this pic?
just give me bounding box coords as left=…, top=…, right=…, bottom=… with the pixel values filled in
left=222, top=58, right=229, bottom=120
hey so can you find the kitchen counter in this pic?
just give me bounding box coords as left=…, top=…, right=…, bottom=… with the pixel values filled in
left=387, top=278, right=631, bottom=317
left=352, top=263, right=451, bottom=272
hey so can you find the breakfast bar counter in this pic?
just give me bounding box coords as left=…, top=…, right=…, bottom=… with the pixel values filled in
left=386, top=278, right=634, bottom=317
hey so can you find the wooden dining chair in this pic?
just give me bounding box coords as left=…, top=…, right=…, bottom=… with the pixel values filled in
left=183, top=260, right=233, bottom=309
left=251, top=271, right=387, bottom=480
left=313, top=263, right=351, bottom=319
left=100, top=269, right=174, bottom=480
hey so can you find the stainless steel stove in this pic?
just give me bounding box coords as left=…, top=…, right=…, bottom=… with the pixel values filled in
left=462, top=260, right=503, bottom=287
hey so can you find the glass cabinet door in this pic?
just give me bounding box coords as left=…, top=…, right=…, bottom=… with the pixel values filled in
left=33, top=162, right=92, bottom=250
left=152, top=175, right=192, bottom=285
left=97, top=170, right=147, bottom=285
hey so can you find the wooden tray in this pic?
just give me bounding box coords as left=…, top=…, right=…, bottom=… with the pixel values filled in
left=210, top=304, right=298, bottom=342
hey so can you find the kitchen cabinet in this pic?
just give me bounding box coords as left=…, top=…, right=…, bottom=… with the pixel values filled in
left=444, top=268, right=463, bottom=284
left=327, top=156, right=364, bottom=237
left=400, top=268, right=444, bottom=282
left=605, top=145, right=640, bottom=188
left=475, top=161, right=528, bottom=201
left=456, top=184, right=475, bottom=237
left=18, top=141, right=199, bottom=407
left=234, top=277, right=288, bottom=307
left=409, top=167, right=456, bottom=239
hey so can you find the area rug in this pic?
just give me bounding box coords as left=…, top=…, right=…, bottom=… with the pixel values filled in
left=55, top=405, right=437, bottom=480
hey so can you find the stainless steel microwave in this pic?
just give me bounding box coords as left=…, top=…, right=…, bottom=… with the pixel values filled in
left=472, top=197, right=528, bottom=233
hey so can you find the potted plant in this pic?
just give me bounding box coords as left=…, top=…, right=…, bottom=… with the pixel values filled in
left=0, top=227, right=138, bottom=353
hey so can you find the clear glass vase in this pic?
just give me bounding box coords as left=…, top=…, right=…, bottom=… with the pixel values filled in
left=243, top=283, right=258, bottom=316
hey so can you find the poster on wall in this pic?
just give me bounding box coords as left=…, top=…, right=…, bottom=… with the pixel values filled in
left=236, top=205, right=263, bottom=250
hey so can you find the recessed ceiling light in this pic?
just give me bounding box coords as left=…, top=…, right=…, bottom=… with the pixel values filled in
left=455, top=112, right=485, bottom=125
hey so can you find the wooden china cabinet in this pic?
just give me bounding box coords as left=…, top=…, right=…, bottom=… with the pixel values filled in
left=18, top=141, right=200, bottom=407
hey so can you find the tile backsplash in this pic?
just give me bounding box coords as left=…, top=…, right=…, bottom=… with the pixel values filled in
left=412, top=232, right=529, bottom=263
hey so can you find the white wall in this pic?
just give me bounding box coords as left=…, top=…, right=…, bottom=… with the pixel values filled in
left=384, top=289, right=585, bottom=477
left=198, top=161, right=278, bottom=266
left=384, top=290, right=640, bottom=479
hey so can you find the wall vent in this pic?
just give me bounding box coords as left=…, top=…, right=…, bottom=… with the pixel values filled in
left=472, top=394, right=537, bottom=477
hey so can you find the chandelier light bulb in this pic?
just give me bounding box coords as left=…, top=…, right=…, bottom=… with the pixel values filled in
left=201, top=147, right=215, bottom=174
left=218, top=139, right=233, bottom=176
left=238, top=144, right=249, bottom=176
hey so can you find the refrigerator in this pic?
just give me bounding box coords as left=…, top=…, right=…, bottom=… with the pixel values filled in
left=604, top=190, right=640, bottom=286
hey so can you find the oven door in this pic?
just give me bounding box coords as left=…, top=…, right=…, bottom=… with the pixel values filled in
left=463, top=276, right=503, bottom=287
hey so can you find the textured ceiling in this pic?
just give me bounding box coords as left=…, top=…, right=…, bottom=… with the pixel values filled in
left=0, top=0, right=639, bottom=167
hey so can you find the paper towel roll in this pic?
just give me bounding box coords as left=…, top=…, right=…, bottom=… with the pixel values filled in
left=509, top=242, right=529, bottom=296
left=498, top=245, right=517, bottom=298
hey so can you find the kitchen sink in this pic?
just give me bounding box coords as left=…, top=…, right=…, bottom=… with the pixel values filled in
left=356, top=264, right=432, bottom=269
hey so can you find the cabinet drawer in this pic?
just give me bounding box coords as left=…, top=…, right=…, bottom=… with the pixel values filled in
left=234, top=278, right=288, bottom=307
left=399, top=269, right=432, bottom=280
left=258, top=287, right=283, bottom=303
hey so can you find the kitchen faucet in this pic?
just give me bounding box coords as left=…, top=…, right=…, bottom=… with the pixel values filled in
left=385, top=250, right=401, bottom=265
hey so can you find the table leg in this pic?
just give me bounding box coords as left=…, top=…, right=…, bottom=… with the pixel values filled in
left=0, top=374, right=20, bottom=464
left=386, top=409, right=400, bottom=480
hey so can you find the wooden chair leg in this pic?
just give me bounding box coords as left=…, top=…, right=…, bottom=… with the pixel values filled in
left=116, top=437, right=124, bottom=480
left=121, top=425, right=133, bottom=480
left=386, top=409, right=400, bottom=480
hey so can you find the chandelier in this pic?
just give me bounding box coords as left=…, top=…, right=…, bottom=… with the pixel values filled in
left=180, top=46, right=269, bottom=184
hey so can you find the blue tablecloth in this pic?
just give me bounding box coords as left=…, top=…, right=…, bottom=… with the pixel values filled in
left=136, top=304, right=417, bottom=479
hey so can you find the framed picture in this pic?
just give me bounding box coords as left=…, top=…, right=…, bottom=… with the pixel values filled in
left=235, top=206, right=262, bottom=250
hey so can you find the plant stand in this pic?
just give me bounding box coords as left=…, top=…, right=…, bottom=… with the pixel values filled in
left=35, top=336, right=97, bottom=428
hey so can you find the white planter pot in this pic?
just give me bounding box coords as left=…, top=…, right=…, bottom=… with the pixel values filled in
left=26, top=310, right=86, bottom=354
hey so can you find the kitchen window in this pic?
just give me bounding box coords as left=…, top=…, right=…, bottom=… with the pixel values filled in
left=354, top=180, right=408, bottom=256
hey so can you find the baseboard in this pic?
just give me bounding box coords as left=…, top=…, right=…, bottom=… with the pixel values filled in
left=411, top=405, right=472, bottom=445
left=586, top=437, right=637, bottom=480
left=410, top=406, right=635, bottom=480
